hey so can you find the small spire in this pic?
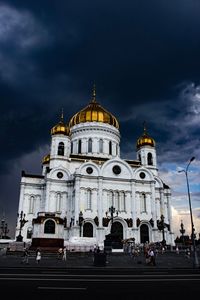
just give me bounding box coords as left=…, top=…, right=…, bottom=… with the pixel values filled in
left=60, top=108, right=64, bottom=122
left=143, top=121, right=147, bottom=133
left=91, top=83, right=96, bottom=103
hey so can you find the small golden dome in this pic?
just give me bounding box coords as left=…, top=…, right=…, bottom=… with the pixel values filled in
left=51, top=110, right=70, bottom=136
left=69, top=86, right=119, bottom=129
left=136, top=123, right=155, bottom=149
left=42, top=154, right=50, bottom=165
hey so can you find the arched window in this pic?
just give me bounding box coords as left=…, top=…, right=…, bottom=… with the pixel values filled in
left=58, top=142, right=64, bottom=156
left=71, top=142, right=73, bottom=154
left=44, top=219, right=55, bottom=234
left=78, top=139, right=82, bottom=154
left=109, top=141, right=112, bottom=155
left=29, top=196, right=35, bottom=213
left=56, top=193, right=61, bottom=211
left=99, top=139, right=103, bottom=153
left=87, top=189, right=92, bottom=210
left=88, top=138, right=92, bottom=153
left=141, top=193, right=147, bottom=213
left=147, top=153, right=153, bottom=165
left=116, top=144, right=118, bottom=156
left=139, top=154, right=141, bottom=163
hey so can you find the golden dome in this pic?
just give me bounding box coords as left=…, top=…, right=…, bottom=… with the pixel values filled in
left=51, top=111, right=70, bottom=136
left=42, top=154, right=50, bottom=165
left=136, top=123, right=155, bottom=149
left=69, top=86, right=119, bottom=129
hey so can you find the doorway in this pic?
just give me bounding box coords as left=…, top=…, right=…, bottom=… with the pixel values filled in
left=110, top=221, right=123, bottom=249
left=83, top=222, right=93, bottom=237
left=140, top=224, right=149, bottom=243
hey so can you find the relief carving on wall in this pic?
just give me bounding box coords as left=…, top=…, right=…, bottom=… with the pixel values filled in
left=102, top=217, right=110, bottom=227
left=124, top=218, right=133, bottom=227
left=94, top=216, right=99, bottom=226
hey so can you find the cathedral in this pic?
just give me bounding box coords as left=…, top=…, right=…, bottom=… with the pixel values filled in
left=15, top=87, right=174, bottom=249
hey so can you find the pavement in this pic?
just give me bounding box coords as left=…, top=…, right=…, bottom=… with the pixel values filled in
left=0, top=249, right=199, bottom=270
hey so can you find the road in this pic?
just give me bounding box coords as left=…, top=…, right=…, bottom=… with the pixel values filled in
left=0, top=266, right=199, bottom=299
left=0, top=251, right=200, bottom=299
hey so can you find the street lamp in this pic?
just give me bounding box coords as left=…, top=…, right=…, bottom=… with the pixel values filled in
left=16, top=211, right=28, bottom=242
left=157, top=214, right=166, bottom=246
left=108, top=206, right=118, bottom=224
left=105, top=206, right=119, bottom=250
left=180, top=220, right=185, bottom=244
left=178, top=157, right=199, bottom=268
left=78, top=211, right=84, bottom=237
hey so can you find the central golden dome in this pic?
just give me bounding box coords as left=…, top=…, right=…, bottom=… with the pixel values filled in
left=69, top=87, right=119, bottom=129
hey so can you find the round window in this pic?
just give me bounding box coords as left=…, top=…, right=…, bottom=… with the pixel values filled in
left=86, top=167, right=93, bottom=174
left=57, top=172, right=63, bottom=179
left=139, top=172, right=146, bottom=179
left=112, top=165, right=121, bottom=175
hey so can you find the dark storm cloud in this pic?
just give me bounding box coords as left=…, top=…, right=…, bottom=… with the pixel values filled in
left=1, top=0, right=200, bottom=235
left=1, top=0, right=200, bottom=163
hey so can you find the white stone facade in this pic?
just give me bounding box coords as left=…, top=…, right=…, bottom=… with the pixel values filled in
left=15, top=100, right=174, bottom=249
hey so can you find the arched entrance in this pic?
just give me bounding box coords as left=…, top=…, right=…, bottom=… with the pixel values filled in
left=109, top=221, right=123, bottom=249
left=140, top=224, right=149, bottom=243
left=83, top=222, right=93, bottom=237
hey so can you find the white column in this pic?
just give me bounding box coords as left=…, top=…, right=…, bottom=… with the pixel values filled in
left=112, top=142, right=116, bottom=156
left=160, top=188, right=164, bottom=216
left=83, top=189, right=86, bottom=210
left=45, top=181, right=51, bottom=211
left=40, top=185, right=45, bottom=211
left=131, top=183, right=136, bottom=228
left=50, top=136, right=56, bottom=156
left=74, top=176, right=81, bottom=224
left=102, top=139, right=105, bottom=155
left=82, top=138, right=87, bottom=154
left=105, top=140, right=109, bottom=155
left=18, top=182, right=25, bottom=215
left=97, top=178, right=103, bottom=227
left=49, top=191, right=55, bottom=212
left=151, top=183, right=156, bottom=224
left=64, top=137, right=70, bottom=158
left=167, top=192, right=172, bottom=229
left=141, top=149, right=147, bottom=166
left=85, top=138, right=89, bottom=153
left=93, top=138, right=98, bottom=154
left=79, top=189, right=84, bottom=212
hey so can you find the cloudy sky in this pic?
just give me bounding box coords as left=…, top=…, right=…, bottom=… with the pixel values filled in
left=0, top=0, right=200, bottom=239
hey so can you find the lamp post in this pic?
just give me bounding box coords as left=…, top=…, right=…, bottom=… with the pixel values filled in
left=16, top=211, right=28, bottom=242
left=78, top=211, right=84, bottom=237
left=178, top=157, right=199, bottom=268
left=157, top=214, right=166, bottom=246
left=160, top=214, right=165, bottom=244
left=108, top=206, right=118, bottom=224
left=180, top=220, right=185, bottom=244
left=106, top=206, right=119, bottom=250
